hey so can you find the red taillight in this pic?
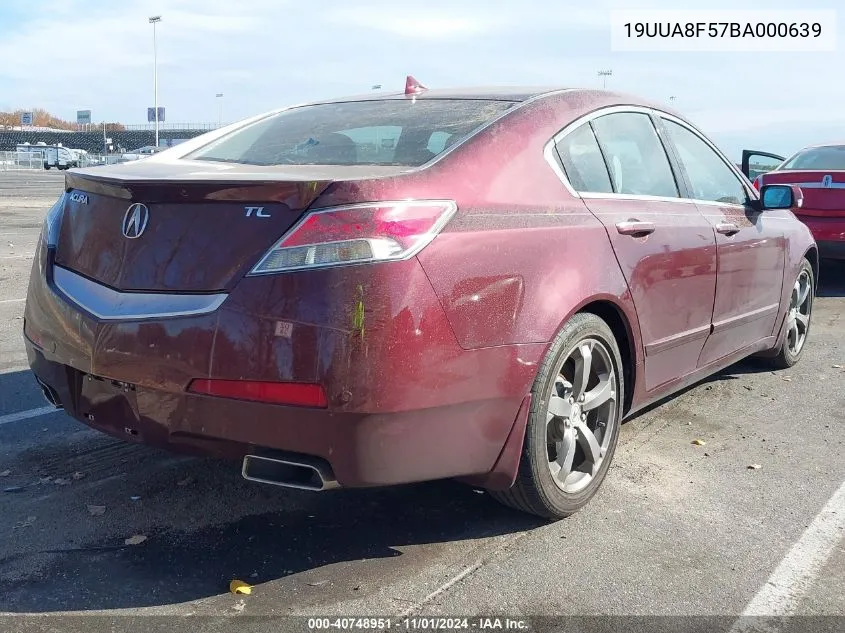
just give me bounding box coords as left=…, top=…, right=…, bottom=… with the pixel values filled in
left=249, top=200, right=456, bottom=274
left=187, top=379, right=328, bottom=408
left=753, top=175, right=762, bottom=191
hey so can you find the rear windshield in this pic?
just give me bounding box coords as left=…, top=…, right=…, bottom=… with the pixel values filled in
left=188, top=99, right=515, bottom=167
left=781, top=145, right=845, bottom=170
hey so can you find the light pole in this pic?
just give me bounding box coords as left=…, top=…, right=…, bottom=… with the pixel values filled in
left=149, top=15, right=162, bottom=147
left=216, top=93, right=223, bottom=127
left=597, top=69, right=613, bottom=90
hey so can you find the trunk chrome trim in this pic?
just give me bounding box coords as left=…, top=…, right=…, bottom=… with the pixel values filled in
left=52, top=265, right=227, bottom=321
left=785, top=182, right=845, bottom=189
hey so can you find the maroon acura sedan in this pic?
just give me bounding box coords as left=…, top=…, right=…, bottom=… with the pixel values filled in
left=23, top=81, right=816, bottom=519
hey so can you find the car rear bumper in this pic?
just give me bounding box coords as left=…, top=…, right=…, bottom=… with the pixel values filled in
left=23, top=245, right=543, bottom=488
left=797, top=215, right=845, bottom=259
left=26, top=341, right=534, bottom=487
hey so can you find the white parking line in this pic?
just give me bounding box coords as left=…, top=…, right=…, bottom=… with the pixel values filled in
left=0, top=405, right=58, bottom=427
left=398, top=532, right=529, bottom=618
left=732, top=478, right=845, bottom=626
left=0, top=298, right=25, bottom=304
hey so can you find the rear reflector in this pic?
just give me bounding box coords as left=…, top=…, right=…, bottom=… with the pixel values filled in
left=188, top=379, right=328, bottom=408
left=249, top=200, right=456, bottom=274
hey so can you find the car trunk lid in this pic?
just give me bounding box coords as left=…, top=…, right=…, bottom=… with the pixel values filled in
left=761, top=170, right=845, bottom=217
left=56, top=160, right=406, bottom=292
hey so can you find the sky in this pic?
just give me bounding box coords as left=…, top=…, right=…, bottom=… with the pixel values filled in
left=0, top=0, right=843, bottom=160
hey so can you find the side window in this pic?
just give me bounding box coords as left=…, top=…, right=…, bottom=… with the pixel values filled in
left=663, top=120, right=749, bottom=205
left=555, top=123, right=613, bottom=193
left=590, top=113, right=679, bottom=198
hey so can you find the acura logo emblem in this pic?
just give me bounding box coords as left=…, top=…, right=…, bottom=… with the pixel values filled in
left=122, top=203, right=149, bottom=239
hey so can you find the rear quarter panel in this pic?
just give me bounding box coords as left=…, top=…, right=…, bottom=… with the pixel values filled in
left=759, top=205, right=817, bottom=350
left=317, top=91, right=643, bottom=354
left=429, top=94, right=643, bottom=356
left=417, top=211, right=635, bottom=350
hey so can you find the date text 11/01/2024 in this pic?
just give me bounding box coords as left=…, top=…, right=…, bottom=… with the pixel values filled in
left=623, top=21, right=822, bottom=38
left=306, top=618, right=530, bottom=630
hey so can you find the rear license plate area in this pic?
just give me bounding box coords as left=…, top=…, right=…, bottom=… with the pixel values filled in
left=78, top=374, right=140, bottom=435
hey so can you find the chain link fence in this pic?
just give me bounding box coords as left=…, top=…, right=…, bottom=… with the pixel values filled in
left=0, top=150, right=131, bottom=171
left=0, top=150, right=45, bottom=170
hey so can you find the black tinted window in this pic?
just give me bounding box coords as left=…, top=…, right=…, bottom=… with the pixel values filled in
left=591, top=113, right=679, bottom=198
left=188, top=100, right=514, bottom=167
left=555, top=124, right=613, bottom=193
left=781, top=146, right=845, bottom=170
left=664, top=120, right=748, bottom=205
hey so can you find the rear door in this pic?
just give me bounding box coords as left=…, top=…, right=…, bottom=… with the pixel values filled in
left=659, top=116, right=787, bottom=365
left=554, top=109, right=717, bottom=392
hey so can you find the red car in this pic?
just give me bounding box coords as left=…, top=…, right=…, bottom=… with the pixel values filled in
left=745, top=145, right=845, bottom=260
left=24, top=82, right=816, bottom=519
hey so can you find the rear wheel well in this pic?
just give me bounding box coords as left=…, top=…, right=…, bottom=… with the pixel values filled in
left=579, top=301, right=635, bottom=415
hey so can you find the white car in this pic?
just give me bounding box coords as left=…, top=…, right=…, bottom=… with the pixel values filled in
left=120, top=146, right=162, bottom=161
left=42, top=146, right=78, bottom=170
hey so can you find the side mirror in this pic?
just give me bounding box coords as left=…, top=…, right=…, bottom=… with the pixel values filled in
left=760, top=184, right=803, bottom=210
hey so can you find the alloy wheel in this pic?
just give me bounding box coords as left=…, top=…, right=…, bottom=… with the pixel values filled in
left=545, top=338, right=618, bottom=494
left=786, top=269, right=812, bottom=356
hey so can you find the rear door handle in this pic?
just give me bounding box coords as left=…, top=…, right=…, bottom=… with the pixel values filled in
left=716, top=222, right=740, bottom=236
left=615, top=220, right=655, bottom=236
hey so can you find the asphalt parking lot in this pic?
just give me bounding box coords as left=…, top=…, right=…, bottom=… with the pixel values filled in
left=0, top=170, right=843, bottom=630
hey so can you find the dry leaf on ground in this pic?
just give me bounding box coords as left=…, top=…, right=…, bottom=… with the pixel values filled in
left=229, top=580, right=253, bottom=595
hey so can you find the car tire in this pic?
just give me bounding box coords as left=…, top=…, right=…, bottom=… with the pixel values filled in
left=767, top=258, right=814, bottom=369
left=489, top=312, right=624, bottom=520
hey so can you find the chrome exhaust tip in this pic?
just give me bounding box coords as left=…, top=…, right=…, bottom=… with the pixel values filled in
left=242, top=453, right=339, bottom=491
